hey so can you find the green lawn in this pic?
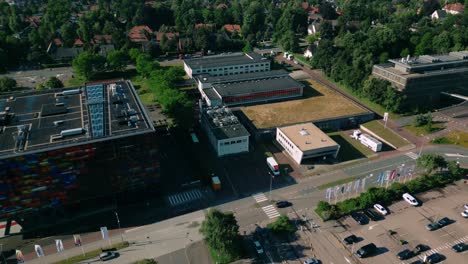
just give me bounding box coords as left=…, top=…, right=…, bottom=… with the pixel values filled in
left=328, top=132, right=374, bottom=162
left=432, top=130, right=468, bottom=148
left=362, top=120, right=410, bottom=148
left=65, top=76, right=86, bottom=87
left=53, top=241, right=129, bottom=264
left=404, top=123, right=445, bottom=136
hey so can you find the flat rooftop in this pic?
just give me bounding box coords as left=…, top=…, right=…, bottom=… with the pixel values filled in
left=197, top=69, right=289, bottom=84
left=0, top=80, right=154, bottom=159
left=184, top=52, right=265, bottom=69
left=203, top=106, right=249, bottom=140
left=213, top=76, right=303, bottom=97
left=279, top=123, right=338, bottom=151
left=242, top=79, right=370, bottom=129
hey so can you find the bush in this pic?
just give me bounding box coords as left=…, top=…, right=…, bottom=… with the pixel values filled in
left=134, top=259, right=157, bottom=264
left=267, top=214, right=296, bottom=235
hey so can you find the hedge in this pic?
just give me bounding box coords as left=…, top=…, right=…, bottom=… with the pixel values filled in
left=315, top=171, right=463, bottom=221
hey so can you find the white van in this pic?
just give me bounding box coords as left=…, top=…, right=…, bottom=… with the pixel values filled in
left=283, top=52, right=289, bottom=58
left=267, top=157, right=280, bottom=176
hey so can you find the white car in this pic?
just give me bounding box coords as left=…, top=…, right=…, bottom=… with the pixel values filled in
left=99, top=251, right=116, bottom=261
left=462, top=210, right=468, bottom=218
left=254, top=241, right=264, bottom=254
left=402, top=193, right=419, bottom=206
left=373, top=204, right=388, bottom=215
left=464, top=204, right=468, bottom=210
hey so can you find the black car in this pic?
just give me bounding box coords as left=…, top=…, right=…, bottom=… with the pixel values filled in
left=364, top=209, right=382, bottom=221
left=275, top=201, right=292, bottom=208
left=397, top=249, right=414, bottom=260
left=414, top=244, right=430, bottom=254
left=425, top=222, right=440, bottom=231
left=437, top=217, right=452, bottom=227
left=426, top=253, right=444, bottom=263
left=350, top=212, right=369, bottom=225
left=355, top=243, right=377, bottom=258
left=452, top=242, right=468, bottom=253
left=343, top=235, right=359, bottom=245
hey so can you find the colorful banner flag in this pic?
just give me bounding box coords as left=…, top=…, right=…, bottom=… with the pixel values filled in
left=16, top=249, right=24, bottom=263
left=341, top=184, right=346, bottom=194
left=325, top=187, right=332, bottom=199
left=35, top=244, right=44, bottom=257
left=354, top=179, right=361, bottom=191
left=55, top=239, right=64, bottom=253
left=346, top=182, right=353, bottom=193
left=334, top=185, right=340, bottom=197
left=390, top=170, right=397, bottom=180
left=378, top=172, right=384, bottom=183
left=73, top=234, right=82, bottom=246
left=100, top=226, right=109, bottom=240
left=385, top=170, right=391, bottom=181
left=361, top=178, right=366, bottom=190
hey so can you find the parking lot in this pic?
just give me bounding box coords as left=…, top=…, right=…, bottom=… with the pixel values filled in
left=336, top=182, right=468, bottom=264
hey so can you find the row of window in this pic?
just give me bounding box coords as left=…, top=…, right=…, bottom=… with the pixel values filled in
left=220, top=138, right=247, bottom=146
left=211, top=69, right=268, bottom=76
left=193, top=63, right=270, bottom=74
left=277, top=132, right=296, bottom=154
left=223, top=88, right=301, bottom=103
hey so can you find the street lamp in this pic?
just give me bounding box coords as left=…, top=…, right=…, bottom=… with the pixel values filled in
left=114, top=211, right=124, bottom=242
left=268, top=172, right=274, bottom=201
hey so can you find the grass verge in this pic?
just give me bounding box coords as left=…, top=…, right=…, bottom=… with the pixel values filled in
left=404, top=123, right=445, bottom=136
left=317, top=176, right=357, bottom=190
left=328, top=132, right=374, bottom=162
left=53, top=241, right=130, bottom=264
left=362, top=120, right=410, bottom=148
left=432, top=130, right=468, bottom=148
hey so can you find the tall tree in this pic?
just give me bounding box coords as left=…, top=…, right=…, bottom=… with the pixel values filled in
left=0, top=77, right=17, bottom=92
left=106, top=50, right=128, bottom=72
left=72, top=52, right=106, bottom=80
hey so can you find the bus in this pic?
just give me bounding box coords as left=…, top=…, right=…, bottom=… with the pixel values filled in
left=266, top=157, right=280, bottom=176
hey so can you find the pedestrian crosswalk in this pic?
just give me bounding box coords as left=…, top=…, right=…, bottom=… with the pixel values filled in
left=405, top=152, right=419, bottom=160
left=262, top=205, right=280, bottom=219
left=416, top=235, right=468, bottom=260
left=166, top=189, right=203, bottom=206
left=252, top=193, right=268, bottom=203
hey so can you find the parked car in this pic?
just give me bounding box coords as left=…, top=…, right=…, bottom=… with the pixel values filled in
left=462, top=210, right=468, bottom=218
left=364, top=209, right=381, bottom=221
left=275, top=201, right=292, bottom=208
left=402, top=193, right=419, bottom=206
left=355, top=243, right=377, bottom=258
left=373, top=204, right=388, bottom=215
left=425, top=253, right=444, bottom=263
left=425, top=222, right=440, bottom=231
left=303, top=258, right=321, bottom=264
left=350, top=212, right=369, bottom=225
left=397, top=249, right=414, bottom=260
left=253, top=241, right=264, bottom=254
left=343, top=234, right=359, bottom=245
left=451, top=243, right=468, bottom=253
left=437, top=217, right=452, bottom=227
left=99, top=251, right=116, bottom=261
left=414, top=244, right=430, bottom=254
left=464, top=204, right=468, bottom=210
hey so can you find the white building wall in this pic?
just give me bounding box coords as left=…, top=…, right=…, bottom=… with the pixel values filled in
left=275, top=129, right=303, bottom=164
left=217, top=136, right=249, bottom=156
left=184, top=62, right=193, bottom=78
left=187, top=61, right=271, bottom=78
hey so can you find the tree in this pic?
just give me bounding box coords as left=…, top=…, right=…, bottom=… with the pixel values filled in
left=0, top=77, right=17, bottom=92
left=72, top=52, right=106, bottom=80
left=106, top=50, right=128, bottom=72
left=60, top=23, right=76, bottom=47
left=128, top=48, right=141, bottom=63
left=199, top=209, right=242, bottom=261
left=136, top=54, right=159, bottom=78
left=43, top=77, right=64, bottom=89
left=414, top=113, right=433, bottom=127
left=267, top=214, right=296, bottom=235
left=417, top=154, right=447, bottom=174
left=242, top=42, right=253, bottom=53
left=319, top=1, right=338, bottom=20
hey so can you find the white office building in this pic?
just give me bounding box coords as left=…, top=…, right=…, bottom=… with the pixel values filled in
left=201, top=106, right=250, bottom=157
left=183, top=52, right=270, bottom=78
left=276, top=123, right=340, bottom=164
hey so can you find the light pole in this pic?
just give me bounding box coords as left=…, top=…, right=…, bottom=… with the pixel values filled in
left=268, top=172, right=274, bottom=201
left=114, top=211, right=124, bottom=242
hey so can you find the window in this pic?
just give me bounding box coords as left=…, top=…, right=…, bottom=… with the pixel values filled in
left=240, top=66, right=244, bottom=68
left=229, top=67, right=233, bottom=69
left=235, top=66, right=238, bottom=69
left=236, top=140, right=241, bottom=143
left=231, top=141, right=236, bottom=144
left=208, top=69, right=212, bottom=72
left=224, top=141, right=230, bottom=145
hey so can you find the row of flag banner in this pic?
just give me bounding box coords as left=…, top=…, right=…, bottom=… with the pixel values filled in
left=15, top=227, right=110, bottom=262
left=325, top=164, right=416, bottom=203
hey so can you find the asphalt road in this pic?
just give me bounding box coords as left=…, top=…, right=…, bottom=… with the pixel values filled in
left=1, top=67, right=74, bottom=88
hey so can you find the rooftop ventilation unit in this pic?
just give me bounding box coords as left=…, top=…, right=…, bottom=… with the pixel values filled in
left=299, top=129, right=309, bottom=136
left=62, top=89, right=81, bottom=96
left=60, top=128, right=84, bottom=137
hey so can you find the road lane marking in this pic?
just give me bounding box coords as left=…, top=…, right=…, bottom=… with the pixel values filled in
left=262, top=205, right=280, bottom=219
left=253, top=193, right=268, bottom=203
left=405, top=152, right=419, bottom=160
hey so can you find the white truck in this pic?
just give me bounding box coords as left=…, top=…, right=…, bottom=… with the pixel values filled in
left=283, top=52, right=289, bottom=58
left=351, top=130, right=382, bottom=152
left=287, top=54, right=294, bottom=61
left=266, top=157, right=280, bottom=176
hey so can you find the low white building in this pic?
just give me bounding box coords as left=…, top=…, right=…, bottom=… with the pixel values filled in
left=201, top=106, right=250, bottom=157
left=276, top=123, right=340, bottom=164
left=183, top=52, right=270, bottom=78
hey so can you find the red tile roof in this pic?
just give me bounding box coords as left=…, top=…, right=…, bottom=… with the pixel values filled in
left=195, top=23, right=213, bottom=29
left=54, top=38, right=63, bottom=46
left=89, top=5, right=99, bottom=11
left=145, top=1, right=156, bottom=6
left=443, top=3, right=464, bottom=13
left=92, top=35, right=113, bottom=45
left=74, top=39, right=84, bottom=46
left=216, top=3, right=228, bottom=9
left=223, top=24, right=241, bottom=33
left=128, top=25, right=154, bottom=43
left=155, top=32, right=179, bottom=41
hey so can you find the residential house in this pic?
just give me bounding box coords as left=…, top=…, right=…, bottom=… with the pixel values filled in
left=223, top=24, right=241, bottom=34
left=443, top=3, right=464, bottom=15
left=155, top=32, right=179, bottom=43
left=73, top=39, right=84, bottom=47
left=128, top=25, right=154, bottom=50
left=92, top=35, right=113, bottom=45
left=47, top=40, right=83, bottom=62
left=307, top=20, right=321, bottom=35
left=216, top=3, right=228, bottom=9
left=431, top=10, right=447, bottom=20
left=195, top=23, right=214, bottom=29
